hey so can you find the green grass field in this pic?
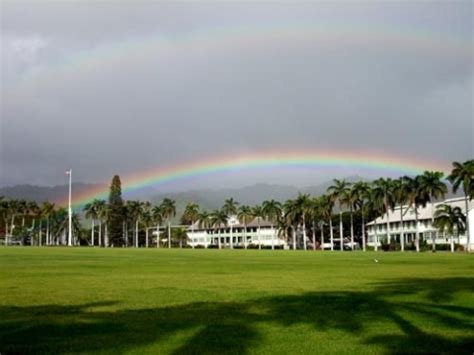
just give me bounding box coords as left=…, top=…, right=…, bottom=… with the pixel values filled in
left=0, top=248, right=473, bottom=354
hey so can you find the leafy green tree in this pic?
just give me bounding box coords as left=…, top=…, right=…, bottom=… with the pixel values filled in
left=434, top=204, right=466, bottom=252
left=448, top=160, right=474, bottom=251
left=262, top=199, right=282, bottom=250
left=107, top=175, right=124, bottom=247
left=328, top=179, right=351, bottom=251
left=294, top=194, right=312, bottom=250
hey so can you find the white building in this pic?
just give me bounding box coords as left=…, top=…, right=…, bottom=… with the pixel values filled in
left=187, top=216, right=287, bottom=248
left=366, top=197, right=473, bottom=249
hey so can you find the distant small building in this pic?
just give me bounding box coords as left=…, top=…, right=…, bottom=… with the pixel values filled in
left=186, top=216, right=286, bottom=248
left=366, top=197, right=473, bottom=248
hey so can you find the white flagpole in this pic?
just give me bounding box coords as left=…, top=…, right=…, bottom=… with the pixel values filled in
left=67, top=169, right=72, bottom=246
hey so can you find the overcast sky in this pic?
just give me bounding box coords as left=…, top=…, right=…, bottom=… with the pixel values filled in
left=1, top=1, right=472, bottom=190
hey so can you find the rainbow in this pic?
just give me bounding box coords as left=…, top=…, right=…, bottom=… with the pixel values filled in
left=16, top=21, right=471, bottom=88
left=66, top=150, right=449, bottom=208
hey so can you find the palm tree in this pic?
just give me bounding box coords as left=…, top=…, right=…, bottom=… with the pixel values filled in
left=318, top=195, right=334, bottom=251
left=448, top=160, right=474, bottom=251
left=307, top=198, right=319, bottom=251
left=434, top=204, right=466, bottom=252
left=17, top=199, right=27, bottom=227
left=222, top=198, right=239, bottom=249
left=0, top=197, right=9, bottom=243
left=419, top=171, right=448, bottom=251
left=152, top=204, right=164, bottom=248
left=126, top=200, right=142, bottom=248
left=328, top=179, right=351, bottom=251
left=391, top=178, right=408, bottom=252
left=41, top=201, right=55, bottom=246
left=182, top=202, right=200, bottom=249
left=293, top=194, right=312, bottom=250
left=403, top=176, right=429, bottom=252
left=93, top=200, right=107, bottom=247
left=237, top=205, right=253, bottom=249
left=283, top=199, right=298, bottom=250
left=262, top=199, right=282, bottom=250
left=342, top=187, right=359, bottom=250
left=364, top=189, right=384, bottom=251
left=197, top=210, right=211, bottom=248
left=83, top=201, right=98, bottom=246
left=141, top=202, right=152, bottom=248
left=160, top=198, right=176, bottom=248
left=251, top=205, right=265, bottom=250
left=210, top=209, right=227, bottom=249
left=372, top=178, right=395, bottom=245
left=351, top=182, right=371, bottom=251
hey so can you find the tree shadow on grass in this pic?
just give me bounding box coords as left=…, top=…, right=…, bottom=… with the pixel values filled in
left=0, top=278, right=473, bottom=354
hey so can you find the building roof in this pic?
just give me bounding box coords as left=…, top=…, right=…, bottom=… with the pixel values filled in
left=366, top=197, right=473, bottom=226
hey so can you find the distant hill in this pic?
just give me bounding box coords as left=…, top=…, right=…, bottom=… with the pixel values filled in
left=0, top=176, right=366, bottom=210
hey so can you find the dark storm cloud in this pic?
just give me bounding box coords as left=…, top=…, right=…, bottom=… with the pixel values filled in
left=1, top=1, right=472, bottom=187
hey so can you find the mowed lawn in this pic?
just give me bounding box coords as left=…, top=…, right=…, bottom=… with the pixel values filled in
left=0, top=248, right=473, bottom=354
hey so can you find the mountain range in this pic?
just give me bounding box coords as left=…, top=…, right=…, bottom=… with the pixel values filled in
left=0, top=176, right=366, bottom=211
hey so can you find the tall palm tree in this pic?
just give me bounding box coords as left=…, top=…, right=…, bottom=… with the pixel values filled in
left=41, top=201, right=55, bottom=246
left=262, top=199, right=282, bottom=250
left=222, top=198, right=239, bottom=249
left=294, top=194, right=312, bottom=250
left=351, top=182, right=371, bottom=251
left=372, top=178, right=395, bottom=245
left=391, top=178, right=408, bottom=252
left=141, top=201, right=152, bottom=248
left=434, top=204, right=466, bottom=252
left=342, top=187, right=359, bottom=250
left=448, top=160, right=474, bottom=251
left=403, top=176, right=429, bottom=252
left=252, top=205, right=265, bottom=250
left=94, top=199, right=107, bottom=247
left=152, top=204, right=164, bottom=248
left=237, top=205, right=253, bottom=249
left=0, top=197, right=9, bottom=243
left=283, top=199, right=298, bottom=250
left=210, top=209, right=227, bottom=249
left=419, top=171, right=448, bottom=251
left=183, top=202, right=200, bottom=249
left=83, top=201, right=98, bottom=246
left=160, top=198, right=176, bottom=248
left=126, top=200, right=142, bottom=248
left=364, top=189, right=384, bottom=251
left=318, top=194, right=334, bottom=251
left=17, top=199, right=28, bottom=227
left=7, top=199, right=19, bottom=241
left=308, top=198, right=320, bottom=251
left=197, top=210, right=211, bottom=248
left=328, top=179, right=351, bottom=251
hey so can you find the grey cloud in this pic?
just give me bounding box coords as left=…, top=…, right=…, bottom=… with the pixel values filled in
left=1, top=1, right=472, bottom=188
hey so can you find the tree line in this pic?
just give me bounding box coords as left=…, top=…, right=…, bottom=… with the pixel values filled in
left=0, top=160, right=472, bottom=251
